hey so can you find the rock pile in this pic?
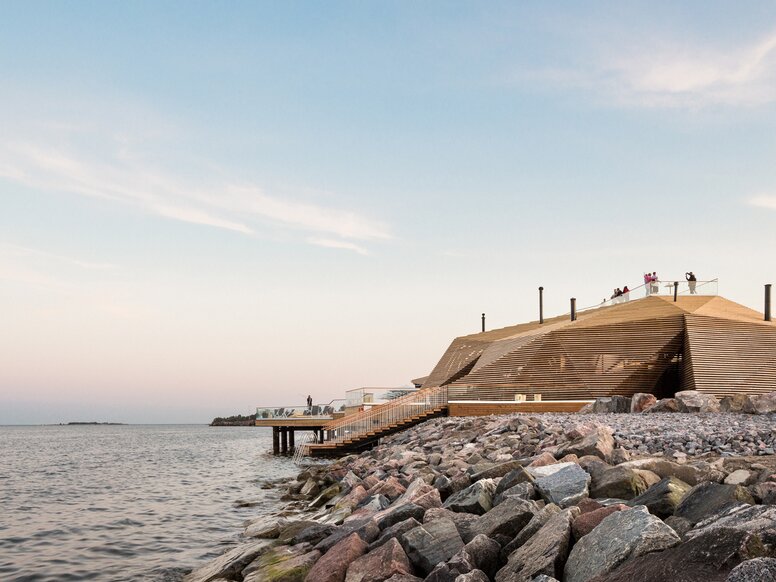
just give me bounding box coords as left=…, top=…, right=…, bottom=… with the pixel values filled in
left=184, top=409, right=776, bottom=582
left=582, top=390, right=776, bottom=416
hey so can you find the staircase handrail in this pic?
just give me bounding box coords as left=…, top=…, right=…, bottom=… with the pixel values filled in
left=321, top=385, right=447, bottom=446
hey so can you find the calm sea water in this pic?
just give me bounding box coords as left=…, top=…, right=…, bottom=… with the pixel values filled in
left=0, top=425, right=299, bottom=582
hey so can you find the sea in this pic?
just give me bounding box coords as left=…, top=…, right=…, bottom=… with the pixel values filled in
left=0, top=424, right=301, bottom=582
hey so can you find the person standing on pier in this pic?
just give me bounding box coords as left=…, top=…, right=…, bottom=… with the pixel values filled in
left=686, top=271, right=697, bottom=294
left=306, top=394, right=312, bottom=411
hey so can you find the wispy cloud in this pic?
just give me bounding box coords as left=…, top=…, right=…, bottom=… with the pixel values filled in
left=0, top=132, right=391, bottom=252
left=307, top=237, right=369, bottom=255
left=748, top=194, right=776, bottom=210
left=0, top=244, right=117, bottom=270
left=523, top=28, right=776, bottom=108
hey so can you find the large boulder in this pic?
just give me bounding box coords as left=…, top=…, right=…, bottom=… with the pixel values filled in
left=443, top=479, right=497, bottom=515
left=726, top=557, right=776, bottom=582
left=244, top=545, right=321, bottom=582
left=643, top=398, right=679, bottom=413
left=183, top=540, right=274, bottom=582
left=345, top=538, right=413, bottom=582
left=464, top=534, right=501, bottom=580
left=674, top=482, right=755, bottom=525
left=563, top=506, right=680, bottom=582
left=310, top=484, right=342, bottom=508
left=529, top=462, right=591, bottom=508
left=571, top=504, right=629, bottom=540
left=471, top=497, right=539, bottom=539
left=370, top=518, right=422, bottom=552
left=369, top=477, right=407, bottom=501
left=494, top=482, right=535, bottom=506
left=744, top=392, right=776, bottom=414
left=626, top=476, right=691, bottom=519
left=500, top=504, right=562, bottom=561
left=304, top=533, right=368, bottom=582
left=720, top=394, right=748, bottom=413
left=557, top=426, right=614, bottom=461
left=616, top=458, right=725, bottom=486
left=675, top=390, right=720, bottom=413
left=591, top=396, right=631, bottom=413
left=630, top=393, right=657, bottom=413
left=455, top=571, right=489, bottom=582
left=686, top=504, right=776, bottom=546
left=423, top=508, right=479, bottom=543
left=316, top=519, right=380, bottom=553
left=375, top=503, right=425, bottom=530
left=495, top=468, right=535, bottom=496
left=496, top=507, right=579, bottom=582
left=470, top=460, right=525, bottom=481
left=590, top=465, right=660, bottom=500
left=278, top=521, right=323, bottom=544
left=400, top=517, right=465, bottom=576
left=588, top=528, right=769, bottom=582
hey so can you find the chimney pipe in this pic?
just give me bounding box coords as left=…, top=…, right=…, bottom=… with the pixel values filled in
left=539, top=287, right=544, bottom=324
left=570, top=298, right=576, bottom=321
left=481, top=313, right=486, bottom=332
left=766, top=284, right=772, bottom=322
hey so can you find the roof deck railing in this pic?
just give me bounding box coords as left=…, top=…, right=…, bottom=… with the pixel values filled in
left=256, top=399, right=346, bottom=420
left=577, top=278, right=719, bottom=313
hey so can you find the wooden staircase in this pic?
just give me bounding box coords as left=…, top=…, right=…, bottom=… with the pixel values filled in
left=303, top=386, right=448, bottom=457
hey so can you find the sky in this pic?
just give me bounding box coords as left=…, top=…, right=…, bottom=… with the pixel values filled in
left=2, top=2, right=776, bottom=424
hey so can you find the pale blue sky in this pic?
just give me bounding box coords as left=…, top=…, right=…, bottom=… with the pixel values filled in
left=2, top=2, right=776, bottom=423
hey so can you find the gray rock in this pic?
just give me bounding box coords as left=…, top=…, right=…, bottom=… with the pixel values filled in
left=455, top=571, right=489, bottom=582
left=563, top=505, right=680, bottom=582
left=530, top=462, right=591, bottom=508
left=663, top=515, right=692, bottom=537
left=423, top=507, right=479, bottom=543
left=500, top=504, right=562, bottom=561
left=465, top=534, right=500, bottom=579
left=183, top=540, right=274, bottom=582
left=743, top=391, right=776, bottom=414
left=472, top=497, right=539, bottom=539
left=471, top=460, right=525, bottom=481
left=400, top=517, right=465, bottom=576
left=616, top=458, right=725, bottom=486
left=591, top=465, right=660, bottom=500
left=557, top=426, right=614, bottom=461
left=630, top=393, right=657, bottom=413
left=591, top=396, right=631, bottom=413
left=375, top=503, right=425, bottom=530
left=643, top=398, right=679, bottom=413
left=726, top=557, right=776, bottom=582
left=626, top=476, right=691, bottom=519
left=443, top=479, right=497, bottom=515
left=586, top=527, right=768, bottom=582
left=496, top=507, right=579, bottom=582
left=369, top=517, right=422, bottom=551
left=383, top=576, right=422, bottom=582
left=674, top=482, right=755, bottom=525
left=316, top=519, right=380, bottom=553
left=495, top=468, right=535, bottom=496
left=686, top=504, right=776, bottom=546
left=675, top=390, right=720, bottom=413
left=494, top=482, right=535, bottom=506
left=720, top=394, right=748, bottom=413
left=243, top=545, right=320, bottom=582
left=310, top=483, right=342, bottom=508
left=278, top=520, right=322, bottom=545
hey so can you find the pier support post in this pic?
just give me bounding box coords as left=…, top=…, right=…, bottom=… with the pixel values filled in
left=280, top=428, right=288, bottom=455
left=319, top=429, right=324, bottom=443
left=289, top=429, right=295, bottom=451
left=539, top=287, right=544, bottom=324
left=272, top=427, right=280, bottom=455
left=766, top=284, right=772, bottom=322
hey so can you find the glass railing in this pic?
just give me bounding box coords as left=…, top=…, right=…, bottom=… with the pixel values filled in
left=345, top=387, right=418, bottom=408
left=256, top=399, right=346, bottom=419
left=577, top=278, right=718, bottom=313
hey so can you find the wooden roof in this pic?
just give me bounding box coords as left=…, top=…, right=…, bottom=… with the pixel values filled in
left=423, top=295, right=776, bottom=400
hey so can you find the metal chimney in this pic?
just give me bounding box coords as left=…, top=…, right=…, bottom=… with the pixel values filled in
left=766, top=284, right=772, bottom=322
left=481, top=313, right=486, bottom=332
left=539, top=287, right=544, bottom=324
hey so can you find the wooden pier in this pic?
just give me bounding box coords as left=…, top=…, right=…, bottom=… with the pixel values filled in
left=255, top=418, right=330, bottom=455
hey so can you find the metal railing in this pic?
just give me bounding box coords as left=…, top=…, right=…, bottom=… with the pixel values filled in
left=345, top=387, right=418, bottom=408
left=577, top=278, right=719, bottom=313
left=320, top=385, right=448, bottom=447
left=293, top=432, right=315, bottom=465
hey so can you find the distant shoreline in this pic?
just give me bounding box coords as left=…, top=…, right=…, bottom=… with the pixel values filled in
left=63, top=422, right=127, bottom=425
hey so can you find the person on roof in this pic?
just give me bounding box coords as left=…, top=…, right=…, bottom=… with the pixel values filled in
left=650, top=272, right=659, bottom=295
left=686, top=271, right=697, bottom=294
left=644, top=272, right=652, bottom=295
left=622, top=285, right=630, bottom=301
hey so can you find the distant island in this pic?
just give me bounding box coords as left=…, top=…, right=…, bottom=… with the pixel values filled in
left=65, top=422, right=126, bottom=425
left=210, top=413, right=256, bottom=426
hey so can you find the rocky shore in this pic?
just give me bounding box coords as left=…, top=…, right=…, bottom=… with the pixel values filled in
left=184, top=392, right=776, bottom=582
